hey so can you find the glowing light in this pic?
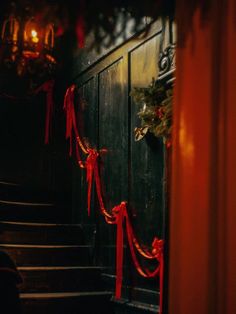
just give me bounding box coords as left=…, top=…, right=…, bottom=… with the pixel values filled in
left=31, top=29, right=39, bottom=43
left=31, top=29, right=37, bottom=37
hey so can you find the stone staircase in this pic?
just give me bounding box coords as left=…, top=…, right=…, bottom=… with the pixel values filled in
left=0, top=181, right=112, bottom=314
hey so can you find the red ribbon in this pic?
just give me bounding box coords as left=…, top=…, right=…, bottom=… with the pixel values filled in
left=85, top=149, right=99, bottom=216
left=63, top=85, right=76, bottom=156
left=63, top=84, right=165, bottom=314
left=64, top=85, right=86, bottom=167
left=35, top=80, right=55, bottom=144
left=152, top=238, right=164, bottom=314
left=108, top=201, right=164, bottom=311
left=76, top=0, right=85, bottom=48
left=112, top=203, right=125, bottom=299
left=125, top=212, right=164, bottom=314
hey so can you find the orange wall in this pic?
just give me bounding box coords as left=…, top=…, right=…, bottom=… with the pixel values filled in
left=169, top=1, right=236, bottom=313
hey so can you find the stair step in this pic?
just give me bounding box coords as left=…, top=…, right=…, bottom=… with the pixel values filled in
left=102, top=273, right=159, bottom=305
left=21, top=291, right=113, bottom=314
left=19, top=266, right=103, bottom=293
left=0, top=199, right=64, bottom=223
left=0, top=180, right=19, bottom=185
left=0, top=184, right=112, bottom=314
left=0, top=200, right=53, bottom=207
left=0, top=221, right=85, bottom=244
left=0, top=244, right=91, bottom=266
left=113, top=298, right=159, bottom=314
left=0, top=180, right=53, bottom=203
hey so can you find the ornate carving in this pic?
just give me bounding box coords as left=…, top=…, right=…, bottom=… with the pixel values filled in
left=158, top=44, right=176, bottom=77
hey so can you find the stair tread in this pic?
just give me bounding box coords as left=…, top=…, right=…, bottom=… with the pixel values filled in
left=0, top=189, right=110, bottom=309
left=0, top=180, right=20, bottom=186
left=0, top=199, right=54, bottom=206
left=113, top=298, right=159, bottom=312
left=0, top=221, right=81, bottom=227
left=0, top=221, right=85, bottom=245
left=0, top=243, right=91, bottom=267
left=18, top=266, right=101, bottom=270
left=0, top=244, right=89, bottom=248
left=20, top=291, right=111, bottom=299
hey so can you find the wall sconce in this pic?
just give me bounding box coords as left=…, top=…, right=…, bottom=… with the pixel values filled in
left=0, top=14, right=56, bottom=80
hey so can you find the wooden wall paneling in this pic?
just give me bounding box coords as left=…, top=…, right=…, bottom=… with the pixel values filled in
left=129, top=33, right=164, bottom=296
left=97, top=58, right=129, bottom=279
left=98, top=59, right=128, bottom=208
left=71, top=77, right=98, bottom=246
left=72, top=21, right=162, bottom=84
left=71, top=20, right=166, bottom=305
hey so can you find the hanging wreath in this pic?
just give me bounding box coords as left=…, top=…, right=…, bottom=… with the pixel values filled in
left=131, top=78, right=172, bottom=146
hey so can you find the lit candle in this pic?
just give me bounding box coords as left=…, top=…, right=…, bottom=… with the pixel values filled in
left=31, top=29, right=39, bottom=43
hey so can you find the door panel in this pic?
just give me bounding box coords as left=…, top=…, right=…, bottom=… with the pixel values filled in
left=98, top=59, right=128, bottom=208
left=72, top=22, right=166, bottom=304
left=130, top=36, right=164, bottom=244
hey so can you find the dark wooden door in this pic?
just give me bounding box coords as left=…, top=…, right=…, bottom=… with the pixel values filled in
left=71, top=20, right=169, bottom=307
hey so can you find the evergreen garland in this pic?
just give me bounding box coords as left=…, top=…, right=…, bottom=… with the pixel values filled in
left=131, top=79, right=172, bottom=145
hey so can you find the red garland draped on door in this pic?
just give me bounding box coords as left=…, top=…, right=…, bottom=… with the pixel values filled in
left=63, top=85, right=165, bottom=314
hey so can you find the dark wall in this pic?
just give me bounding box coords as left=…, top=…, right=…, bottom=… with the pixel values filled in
left=71, top=20, right=169, bottom=305
left=0, top=58, right=73, bottom=220
left=0, top=92, right=52, bottom=188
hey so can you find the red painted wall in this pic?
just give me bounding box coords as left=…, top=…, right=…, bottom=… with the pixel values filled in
left=169, top=1, right=236, bottom=313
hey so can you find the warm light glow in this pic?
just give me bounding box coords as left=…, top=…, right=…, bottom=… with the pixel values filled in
left=31, top=29, right=37, bottom=37
left=31, top=29, right=39, bottom=43
left=179, top=113, right=194, bottom=169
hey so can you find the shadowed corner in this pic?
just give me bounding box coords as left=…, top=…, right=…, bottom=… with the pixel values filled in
left=0, top=250, right=23, bottom=314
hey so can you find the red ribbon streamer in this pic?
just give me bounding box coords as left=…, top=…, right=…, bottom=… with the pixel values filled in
left=114, top=203, right=124, bottom=299
left=63, top=85, right=75, bottom=156
left=76, top=16, right=85, bottom=48
left=63, top=85, right=87, bottom=166
left=63, top=85, right=164, bottom=314
left=76, top=0, right=85, bottom=48
left=86, top=150, right=99, bottom=216
left=35, top=80, right=55, bottom=144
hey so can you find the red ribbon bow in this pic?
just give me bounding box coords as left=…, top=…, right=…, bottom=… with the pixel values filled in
left=35, top=80, right=55, bottom=144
